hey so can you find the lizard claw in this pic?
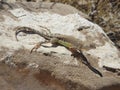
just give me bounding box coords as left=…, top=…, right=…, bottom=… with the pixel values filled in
left=30, top=40, right=49, bottom=54
left=30, top=42, right=41, bottom=54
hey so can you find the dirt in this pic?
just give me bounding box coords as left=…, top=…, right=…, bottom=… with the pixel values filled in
left=0, top=48, right=120, bottom=90
left=0, top=63, right=64, bottom=90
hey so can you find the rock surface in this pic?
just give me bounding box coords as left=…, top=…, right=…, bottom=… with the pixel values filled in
left=0, top=2, right=120, bottom=90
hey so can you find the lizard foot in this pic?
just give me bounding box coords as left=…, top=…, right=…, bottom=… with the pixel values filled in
left=30, top=42, right=41, bottom=54
left=30, top=40, right=49, bottom=54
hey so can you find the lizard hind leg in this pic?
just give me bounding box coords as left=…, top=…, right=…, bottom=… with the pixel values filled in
left=39, top=25, right=51, bottom=34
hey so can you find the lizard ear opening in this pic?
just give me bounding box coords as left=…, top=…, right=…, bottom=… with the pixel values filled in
left=50, top=38, right=59, bottom=44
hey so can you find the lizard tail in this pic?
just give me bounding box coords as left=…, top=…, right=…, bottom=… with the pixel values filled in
left=15, top=27, right=50, bottom=41
left=15, top=27, right=37, bottom=41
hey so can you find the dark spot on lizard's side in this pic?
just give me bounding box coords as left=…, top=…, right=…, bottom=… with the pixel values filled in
left=90, top=44, right=96, bottom=49
left=77, top=26, right=90, bottom=31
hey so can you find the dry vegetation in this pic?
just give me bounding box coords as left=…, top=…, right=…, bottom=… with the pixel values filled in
left=14, top=0, right=120, bottom=32
left=43, top=0, right=120, bottom=32
left=41, top=0, right=120, bottom=48
left=1, top=0, right=120, bottom=48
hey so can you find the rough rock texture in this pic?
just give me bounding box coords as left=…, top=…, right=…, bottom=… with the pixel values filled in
left=0, top=2, right=120, bottom=90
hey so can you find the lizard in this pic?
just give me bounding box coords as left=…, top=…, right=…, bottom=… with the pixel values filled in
left=15, top=26, right=103, bottom=77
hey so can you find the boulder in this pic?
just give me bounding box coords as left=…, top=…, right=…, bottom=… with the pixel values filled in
left=0, top=2, right=120, bottom=90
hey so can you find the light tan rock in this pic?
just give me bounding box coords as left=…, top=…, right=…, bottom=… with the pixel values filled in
left=0, top=2, right=120, bottom=90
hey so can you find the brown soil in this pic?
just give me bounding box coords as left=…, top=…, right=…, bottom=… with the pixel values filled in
left=0, top=48, right=120, bottom=90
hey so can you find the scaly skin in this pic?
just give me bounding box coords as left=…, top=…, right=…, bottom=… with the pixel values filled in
left=14, top=26, right=103, bottom=77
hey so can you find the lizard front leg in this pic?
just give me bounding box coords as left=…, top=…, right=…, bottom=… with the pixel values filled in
left=30, top=40, right=49, bottom=54
left=30, top=38, right=60, bottom=53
